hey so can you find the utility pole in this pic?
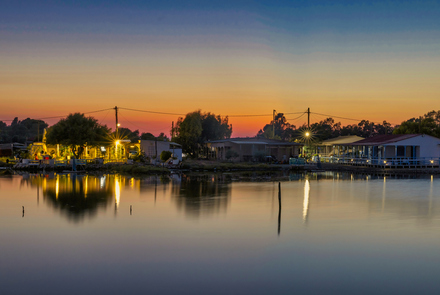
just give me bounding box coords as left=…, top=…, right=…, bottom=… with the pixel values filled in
left=171, top=121, right=174, bottom=138
left=114, top=106, right=119, bottom=135
left=273, top=109, right=276, bottom=139
left=307, top=107, right=310, bottom=128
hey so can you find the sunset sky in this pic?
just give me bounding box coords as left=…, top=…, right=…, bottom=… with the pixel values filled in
left=1, top=0, right=440, bottom=137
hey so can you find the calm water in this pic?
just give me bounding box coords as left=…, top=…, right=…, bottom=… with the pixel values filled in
left=1, top=172, right=440, bottom=294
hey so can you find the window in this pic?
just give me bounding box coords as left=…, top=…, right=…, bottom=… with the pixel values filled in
left=396, top=146, right=405, bottom=157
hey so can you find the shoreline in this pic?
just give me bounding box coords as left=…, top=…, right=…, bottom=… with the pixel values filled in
left=2, top=160, right=440, bottom=177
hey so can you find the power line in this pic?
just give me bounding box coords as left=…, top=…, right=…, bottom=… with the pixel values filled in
left=312, top=112, right=397, bottom=125
left=0, top=108, right=113, bottom=122
left=119, top=112, right=143, bottom=131
left=228, top=114, right=272, bottom=117
left=120, top=107, right=274, bottom=118
left=286, top=113, right=306, bottom=122
left=119, top=107, right=186, bottom=116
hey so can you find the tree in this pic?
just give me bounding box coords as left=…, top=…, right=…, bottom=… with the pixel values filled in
left=201, top=112, right=232, bottom=141
left=310, top=117, right=340, bottom=141
left=173, top=111, right=203, bottom=157
left=160, top=150, right=172, bottom=162
left=173, top=110, right=232, bottom=157
left=393, top=110, right=440, bottom=138
left=393, top=117, right=440, bottom=137
left=140, top=132, right=156, bottom=140
left=0, top=117, right=48, bottom=143
left=140, top=132, right=169, bottom=141
left=257, top=113, right=296, bottom=141
left=116, top=127, right=139, bottom=143
left=46, top=113, right=110, bottom=158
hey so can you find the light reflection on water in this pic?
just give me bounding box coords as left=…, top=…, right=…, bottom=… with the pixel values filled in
left=1, top=172, right=440, bottom=294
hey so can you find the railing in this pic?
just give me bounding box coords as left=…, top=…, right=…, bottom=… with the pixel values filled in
left=320, top=156, right=440, bottom=167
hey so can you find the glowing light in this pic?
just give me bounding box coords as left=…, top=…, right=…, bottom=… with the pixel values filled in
left=55, top=175, right=59, bottom=199
left=115, top=177, right=121, bottom=208
left=303, top=179, right=310, bottom=222
left=430, top=160, right=434, bottom=164
left=115, top=140, right=120, bottom=145
left=117, top=123, right=121, bottom=127
left=84, top=175, right=88, bottom=197
left=100, top=176, right=106, bottom=188
left=305, top=132, right=310, bottom=137
left=383, top=160, right=387, bottom=164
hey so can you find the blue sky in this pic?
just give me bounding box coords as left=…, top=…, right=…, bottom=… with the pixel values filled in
left=1, top=0, right=440, bottom=136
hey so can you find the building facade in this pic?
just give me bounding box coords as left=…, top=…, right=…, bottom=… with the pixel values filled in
left=207, top=138, right=303, bottom=162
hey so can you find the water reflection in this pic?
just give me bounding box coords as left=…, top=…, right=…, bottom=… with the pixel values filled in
left=19, top=173, right=116, bottom=222
left=171, top=174, right=231, bottom=218
left=6, top=171, right=440, bottom=224
left=303, top=179, right=310, bottom=223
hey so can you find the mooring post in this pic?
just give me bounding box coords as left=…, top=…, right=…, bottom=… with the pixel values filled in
left=278, top=182, right=281, bottom=235
left=130, top=205, right=132, bottom=215
left=22, top=206, right=24, bottom=218
left=278, top=182, right=281, bottom=207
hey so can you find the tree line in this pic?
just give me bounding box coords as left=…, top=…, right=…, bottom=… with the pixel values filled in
left=2, top=110, right=440, bottom=158
left=257, top=114, right=394, bottom=141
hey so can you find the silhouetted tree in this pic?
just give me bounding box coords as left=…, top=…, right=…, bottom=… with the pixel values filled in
left=257, top=113, right=296, bottom=141
left=115, top=127, right=140, bottom=143
left=0, top=117, right=47, bottom=143
left=173, top=110, right=232, bottom=157
left=394, top=112, right=440, bottom=138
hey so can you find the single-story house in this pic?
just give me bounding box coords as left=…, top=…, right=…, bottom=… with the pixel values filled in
left=316, top=135, right=364, bottom=156
left=327, top=134, right=440, bottom=167
left=207, top=137, right=303, bottom=162
left=140, top=140, right=182, bottom=161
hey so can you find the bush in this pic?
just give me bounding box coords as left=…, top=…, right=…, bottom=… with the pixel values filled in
left=253, top=151, right=266, bottom=162
left=160, top=150, right=172, bottom=162
left=225, top=150, right=239, bottom=159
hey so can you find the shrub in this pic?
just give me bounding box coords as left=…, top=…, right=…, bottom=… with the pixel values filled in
left=225, top=150, right=239, bottom=159
left=253, top=151, right=266, bottom=162
left=160, top=150, right=172, bottom=162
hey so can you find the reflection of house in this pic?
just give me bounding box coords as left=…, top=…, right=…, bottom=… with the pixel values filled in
left=140, top=140, right=182, bottom=161
left=208, top=137, right=303, bottom=162
left=317, top=135, right=364, bottom=156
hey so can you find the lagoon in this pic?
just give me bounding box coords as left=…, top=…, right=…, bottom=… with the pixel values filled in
left=1, top=172, right=440, bottom=294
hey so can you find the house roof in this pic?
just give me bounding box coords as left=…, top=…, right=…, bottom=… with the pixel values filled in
left=349, top=134, right=421, bottom=146
left=321, top=135, right=364, bottom=145
left=140, top=140, right=181, bottom=147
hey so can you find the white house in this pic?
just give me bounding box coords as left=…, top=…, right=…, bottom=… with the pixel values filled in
left=327, top=134, right=440, bottom=167
left=140, top=140, right=182, bottom=161
left=349, top=134, right=440, bottom=159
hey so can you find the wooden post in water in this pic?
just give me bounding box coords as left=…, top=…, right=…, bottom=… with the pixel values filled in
left=22, top=206, right=24, bottom=218
left=130, top=205, right=132, bottom=215
left=278, top=182, right=281, bottom=235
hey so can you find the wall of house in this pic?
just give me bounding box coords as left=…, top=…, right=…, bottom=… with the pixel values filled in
left=140, top=140, right=182, bottom=161
left=385, top=135, right=440, bottom=158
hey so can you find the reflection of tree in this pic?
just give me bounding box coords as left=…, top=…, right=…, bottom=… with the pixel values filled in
left=43, top=175, right=115, bottom=222
left=172, top=174, right=231, bottom=218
